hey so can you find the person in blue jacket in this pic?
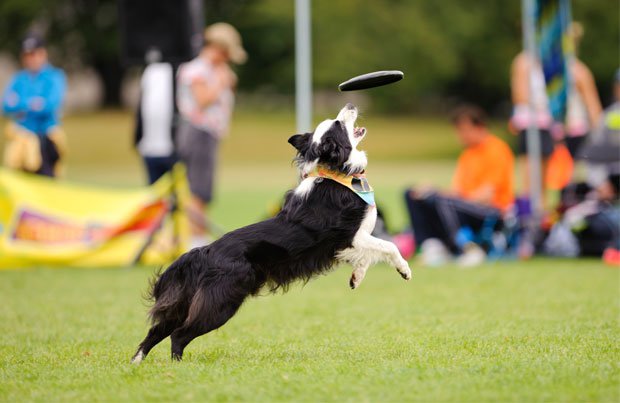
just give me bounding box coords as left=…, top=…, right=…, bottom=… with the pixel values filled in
left=2, top=34, right=66, bottom=177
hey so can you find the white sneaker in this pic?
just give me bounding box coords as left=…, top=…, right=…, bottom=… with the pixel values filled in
left=419, top=238, right=452, bottom=267
left=456, top=243, right=486, bottom=268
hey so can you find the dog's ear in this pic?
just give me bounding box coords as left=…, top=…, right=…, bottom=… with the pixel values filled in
left=288, top=132, right=313, bottom=153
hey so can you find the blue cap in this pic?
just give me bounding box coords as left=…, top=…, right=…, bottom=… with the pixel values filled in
left=21, top=34, right=45, bottom=53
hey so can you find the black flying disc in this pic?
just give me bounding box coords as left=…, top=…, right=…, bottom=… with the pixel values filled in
left=338, top=70, right=404, bottom=91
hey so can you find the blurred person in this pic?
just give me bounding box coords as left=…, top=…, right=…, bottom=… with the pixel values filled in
left=580, top=68, right=620, bottom=263
left=553, top=169, right=619, bottom=263
left=1, top=33, right=66, bottom=177
left=564, top=22, right=603, bottom=157
left=551, top=69, right=620, bottom=263
left=509, top=50, right=554, bottom=201
left=404, top=105, right=515, bottom=267
left=134, top=61, right=177, bottom=184
left=584, top=68, right=620, bottom=201
left=176, top=23, right=247, bottom=248
left=570, top=194, right=620, bottom=260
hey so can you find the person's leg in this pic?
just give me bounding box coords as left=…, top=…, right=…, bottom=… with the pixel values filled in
left=177, top=123, right=220, bottom=246
left=187, top=194, right=208, bottom=234
left=143, top=157, right=159, bottom=185
left=188, top=131, right=219, bottom=242
left=578, top=208, right=620, bottom=256
left=144, top=155, right=177, bottom=185
left=451, top=199, right=502, bottom=242
left=518, top=129, right=553, bottom=210
left=36, top=135, right=60, bottom=177
left=404, top=190, right=455, bottom=253
left=435, top=196, right=502, bottom=251
left=517, top=130, right=532, bottom=193
left=539, top=130, right=556, bottom=210
left=176, top=123, right=207, bottom=242
left=404, top=190, right=435, bottom=243
left=435, top=196, right=476, bottom=253
left=163, top=154, right=178, bottom=173
left=198, top=132, right=219, bottom=209
left=564, top=136, right=586, bottom=159
left=435, top=196, right=502, bottom=266
left=47, top=127, right=66, bottom=177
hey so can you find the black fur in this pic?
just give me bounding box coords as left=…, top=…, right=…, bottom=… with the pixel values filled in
left=289, top=120, right=355, bottom=174
left=132, top=113, right=368, bottom=362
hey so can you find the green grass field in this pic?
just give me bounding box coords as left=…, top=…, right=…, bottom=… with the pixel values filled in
left=0, top=111, right=619, bottom=401
left=1, top=260, right=618, bottom=402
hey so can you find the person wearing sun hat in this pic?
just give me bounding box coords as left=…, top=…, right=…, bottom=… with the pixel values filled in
left=176, top=22, right=247, bottom=248
left=2, top=33, right=67, bottom=177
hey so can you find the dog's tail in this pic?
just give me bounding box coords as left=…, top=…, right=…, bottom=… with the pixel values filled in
left=146, top=249, right=199, bottom=325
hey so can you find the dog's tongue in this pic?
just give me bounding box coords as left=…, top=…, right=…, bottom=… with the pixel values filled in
left=354, top=127, right=366, bottom=138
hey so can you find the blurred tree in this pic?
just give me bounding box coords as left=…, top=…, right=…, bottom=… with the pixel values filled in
left=573, top=0, right=620, bottom=105
left=0, top=0, right=120, bottom=104
left=0, top=0, right=616, bottom=111
left=229, top=0, right=618, bottom=113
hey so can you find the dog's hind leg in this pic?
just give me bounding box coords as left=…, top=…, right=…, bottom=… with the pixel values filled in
left=170, top=287, right=245, bottom=361
left=349, top=260, right=370, bottom=290
left=131, top=320, right=178, bottom=364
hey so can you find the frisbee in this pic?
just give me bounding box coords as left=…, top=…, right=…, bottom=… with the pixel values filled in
left=338, top=70, right=404, bottom=91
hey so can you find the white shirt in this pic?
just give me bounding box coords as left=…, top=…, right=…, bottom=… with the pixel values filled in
left=138, top=63, right=175, bottom=157
left=511, top=59, right=553, bottom=131
left=566, top=87, right=589, bottom=137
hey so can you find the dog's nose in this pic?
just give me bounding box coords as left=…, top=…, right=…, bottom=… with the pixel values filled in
left=345, top=102, right=355, bottom=110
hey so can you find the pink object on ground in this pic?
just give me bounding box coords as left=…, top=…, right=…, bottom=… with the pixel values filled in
left=603, top=248, right=620, bottom=267
left=393, top=233, right=416, bottom=260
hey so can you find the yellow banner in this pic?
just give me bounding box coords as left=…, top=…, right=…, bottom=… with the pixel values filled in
left=0, top=166, right=190, bottom=268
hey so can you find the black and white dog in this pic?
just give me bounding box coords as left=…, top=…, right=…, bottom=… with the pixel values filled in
left=131, top=103, right=412, bottom=364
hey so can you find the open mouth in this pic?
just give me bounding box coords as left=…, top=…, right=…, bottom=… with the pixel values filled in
left=354, top=127, right=366, bottom=138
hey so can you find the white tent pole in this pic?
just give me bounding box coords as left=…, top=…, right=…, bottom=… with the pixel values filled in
left=295, top=0, right=312, bottom=133
left=521, top=0, right=543, bottom=222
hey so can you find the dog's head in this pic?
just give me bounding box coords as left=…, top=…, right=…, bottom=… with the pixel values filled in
left=288, top=103, right=367, bottom=175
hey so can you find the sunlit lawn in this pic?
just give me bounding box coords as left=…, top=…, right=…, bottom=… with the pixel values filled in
left=0, top=256, right=617, bottom=402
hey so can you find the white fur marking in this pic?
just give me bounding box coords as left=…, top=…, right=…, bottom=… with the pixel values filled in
left=312, top=119, right=335, bottom=144
left=345, top=149, right=368, bottom=174
left=131, top=350, right=144, bottom=365
left=294, top=177, right=317, bottom=198
left=299, top=159, right=318, bottom=177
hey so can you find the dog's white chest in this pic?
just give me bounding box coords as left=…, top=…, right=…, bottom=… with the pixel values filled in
left=359, top=207, right=377, bottom=234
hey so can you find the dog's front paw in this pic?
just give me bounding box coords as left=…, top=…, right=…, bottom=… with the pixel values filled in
left=349, top=268, right=367, bottom=290
left=397, top=259, right=412, bottom=281
left=349, top=274, right=361, bottom=290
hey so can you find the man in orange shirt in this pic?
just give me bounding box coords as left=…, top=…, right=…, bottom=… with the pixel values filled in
left=404, top=105, right=515, bottom=266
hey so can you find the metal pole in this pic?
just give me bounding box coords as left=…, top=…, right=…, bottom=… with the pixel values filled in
left=295, top=0, right=312, bottom=133
left=521, top=0, right=543, bottom=222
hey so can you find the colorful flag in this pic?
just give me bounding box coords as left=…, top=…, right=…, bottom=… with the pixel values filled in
left=535, top=0, right=573, bottom=123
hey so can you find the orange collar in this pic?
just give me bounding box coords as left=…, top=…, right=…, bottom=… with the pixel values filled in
left=304, top=166, right=375, bottom=206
